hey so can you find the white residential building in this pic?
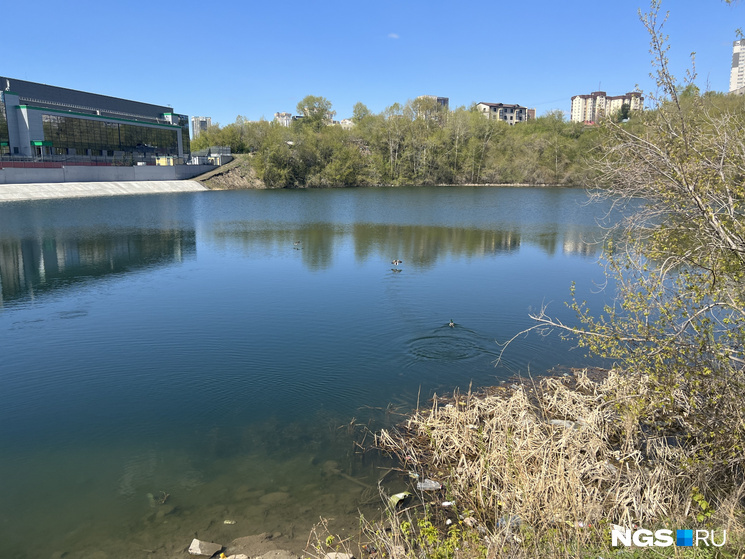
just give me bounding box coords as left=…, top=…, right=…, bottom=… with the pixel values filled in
left=274, top=112, right=292, bottom=127
left=476, top=102, right=529, bottom=124
left=191, top=116, right=211, bottom=139
left=570, top=91, right=643, bottom=123
left=730, top=39, right=745, bottom=92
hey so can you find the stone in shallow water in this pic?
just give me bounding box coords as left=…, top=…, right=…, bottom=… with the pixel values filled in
left=188, top=538, right=223, bottom=556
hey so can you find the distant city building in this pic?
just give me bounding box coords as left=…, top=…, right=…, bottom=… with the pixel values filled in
left=0, top=76, right=189, bottom=159
left=476, top=102, right=529, bottom=124
left=190, top=145, right=232, bottom=166
left=415, top=96, right=449, bottom=121
left=570, top=91, right=643, bottom=123
left=191, top=116, right=211, bottom=139
left=417, top=95, right=449, bottom=109
left=527, top=108, right=536, bottom=121
left=730, top=39, right=745, bottom=92
left=274, top=112, right=292, bottom=127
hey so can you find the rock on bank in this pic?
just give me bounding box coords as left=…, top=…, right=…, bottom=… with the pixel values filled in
left=195, top=154, right=268, bottom=190
left=0, top=180, right=207, bottom=202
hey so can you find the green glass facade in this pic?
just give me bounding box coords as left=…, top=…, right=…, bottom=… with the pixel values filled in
left=0, top=93, right=9, bottom=156
left=177, top=114, right=191, bottom=156
left=0, top=77, right=191, bottom=160
left=41, top=114, right=180, bottom=156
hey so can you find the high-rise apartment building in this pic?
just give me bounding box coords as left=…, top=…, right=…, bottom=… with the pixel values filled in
left=191, top=116, right=212, bottom=139
left=570, top=91, right=643, bottom=123
left=730, top=39, right=745, bottom=92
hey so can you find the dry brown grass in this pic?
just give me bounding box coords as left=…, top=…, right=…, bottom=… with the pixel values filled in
left=368, top=368, right=745, bottom=556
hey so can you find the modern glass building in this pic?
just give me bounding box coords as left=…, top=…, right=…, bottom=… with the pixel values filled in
left=0, top=77, right=190, bottom=161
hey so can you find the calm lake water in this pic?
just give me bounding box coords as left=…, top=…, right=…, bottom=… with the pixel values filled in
left=0, top=186, right=616, bottom=558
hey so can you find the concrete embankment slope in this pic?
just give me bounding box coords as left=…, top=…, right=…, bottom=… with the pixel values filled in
left=0, top=180, right=207, bottom=202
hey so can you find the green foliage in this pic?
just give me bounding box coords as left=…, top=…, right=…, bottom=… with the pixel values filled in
left=352, top=102, right=371, bottom=124
left=562, top=0, right=745, bottom=514
left=296, top=95, right=335, bottom=132
left=618, top=103, right=631, bottom=121
left=394, top=515, right=485, bottom=559
left=189, top=97, right=601, bottom=188
left=692, top=487, right=714, bottom=523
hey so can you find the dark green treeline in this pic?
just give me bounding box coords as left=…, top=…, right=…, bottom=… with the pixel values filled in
left=191, top=97, right=604, bottom=188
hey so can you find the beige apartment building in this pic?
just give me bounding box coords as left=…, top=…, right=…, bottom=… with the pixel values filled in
left=570, top=91, right=643, bottom=123
left=476, top=102, right=531, bottom=124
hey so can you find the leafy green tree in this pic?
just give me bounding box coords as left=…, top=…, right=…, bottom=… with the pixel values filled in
left=251, top=123, right=297, bottom=187
left=352, top=102, right=371, bottom=124
left=462, top=109, right=504, bottom=183
left=295, top=95, right=335, bottom=131
left=444, top=108, right=471, bottom=181
left=211, top=90, right=599, bottom=186
left=677, top=83, right=701, bottom=99
left=189, top=123, right=223, bottom=151
left=522, top=0, right=745, bottom=504
left=618, top=102, right=631, bottom=121
left=379, top=103, right=407, bottom=183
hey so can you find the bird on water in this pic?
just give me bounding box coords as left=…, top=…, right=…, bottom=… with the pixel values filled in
left=449, top=319, right=455, bottom=328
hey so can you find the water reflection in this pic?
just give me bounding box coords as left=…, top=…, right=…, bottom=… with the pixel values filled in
left=0, top=194, right=199, bottom=308
left=206, top=222, right=599, bottom=270
left=0, top=221, right=598, bottom=305
left=0, top=231, right=196, bottom=306
left=0, top=187, right=603, bottom=304
left=0, top=187, right=615, bottom=559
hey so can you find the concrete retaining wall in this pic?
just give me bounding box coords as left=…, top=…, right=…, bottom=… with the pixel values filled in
left=0, top=180, right=208, bottom=202
left=0, top=164, right=217, bottom=184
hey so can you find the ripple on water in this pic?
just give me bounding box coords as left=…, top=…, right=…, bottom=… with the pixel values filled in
left=405, top=325, right=501, bottom=363
left=56, top=309, right=89, bottom=319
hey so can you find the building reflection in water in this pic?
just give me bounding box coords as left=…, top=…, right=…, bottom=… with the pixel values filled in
left=205, top=221, right=601, bottom=271
left=0, top=230, right=196, bottom=307
left=0, top=221, right=601, bottom=306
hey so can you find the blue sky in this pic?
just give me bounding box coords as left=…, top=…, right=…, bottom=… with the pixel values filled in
left=2, top=0, right=742, bottom=126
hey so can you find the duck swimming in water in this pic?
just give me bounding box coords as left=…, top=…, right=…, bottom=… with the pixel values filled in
left=449, top=319, right=455, bottom=328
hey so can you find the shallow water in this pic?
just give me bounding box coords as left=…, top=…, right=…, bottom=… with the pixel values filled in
left=0, top=186, right=616, bottom=558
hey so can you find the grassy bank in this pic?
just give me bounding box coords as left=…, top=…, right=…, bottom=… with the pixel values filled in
left=317, top=369, right=745, bottom=558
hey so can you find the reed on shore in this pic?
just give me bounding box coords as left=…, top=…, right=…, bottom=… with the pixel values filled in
left=351, top=368, right=745, bottom=558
